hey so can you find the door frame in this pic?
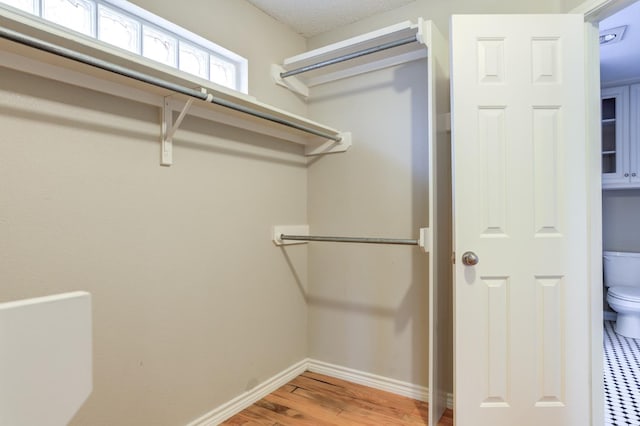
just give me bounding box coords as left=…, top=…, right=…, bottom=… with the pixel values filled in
left=573, top=0, right=639, bottom=424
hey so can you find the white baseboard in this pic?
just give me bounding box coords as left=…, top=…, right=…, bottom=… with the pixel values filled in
left=186, top=358, right=453, bottom=425
left=186, top=358, right=308, bottom=426
left=307, top=359, right=453, bottom=412
left=306, top=358, right=430, bottom=402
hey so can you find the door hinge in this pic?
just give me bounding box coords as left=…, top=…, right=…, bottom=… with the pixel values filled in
left=452, top=251, right=456, bottom=264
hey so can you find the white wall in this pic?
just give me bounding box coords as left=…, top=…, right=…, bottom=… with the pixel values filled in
left=0, top=1, right=312, bottom=425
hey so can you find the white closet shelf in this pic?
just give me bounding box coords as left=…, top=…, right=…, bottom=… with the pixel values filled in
left=272, top=19, right=427, bottom=96
left=0, top=9, right=352, bottom=163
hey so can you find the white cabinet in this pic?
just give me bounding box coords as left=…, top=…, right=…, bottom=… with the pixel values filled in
left=631, top=84, right=640, bottom=185
left=602, top=86, right=630, bottom=187
left=602, top=84, right=640, bottom=189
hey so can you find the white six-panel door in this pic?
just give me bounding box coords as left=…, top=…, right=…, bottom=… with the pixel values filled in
left=451, top=15, right=591, bottom=426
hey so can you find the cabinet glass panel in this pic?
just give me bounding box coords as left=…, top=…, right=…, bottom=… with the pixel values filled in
left=603, top=153, right=616, bottom=174
left=602, top=97, right=617, bottom=174
left=603, top=98, right=616, bottom=120
left=602, top=122, right=616, bottom=151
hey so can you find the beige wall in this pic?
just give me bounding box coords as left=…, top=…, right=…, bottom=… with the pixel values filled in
left=306, top=62, right=430, bottom=385
left=0, top=1, right=310, bottom=425
left=603, top=189, right=640, bottom=252
left=0, top=0, right=577, bottom=424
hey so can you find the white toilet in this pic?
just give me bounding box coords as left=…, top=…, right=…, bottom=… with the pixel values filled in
left=604, top=251, right=640, bottom=338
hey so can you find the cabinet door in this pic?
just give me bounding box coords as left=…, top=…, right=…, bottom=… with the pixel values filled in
left=630, top=84, right=640, bottom=186
left=601, top=86, right=629, bottom=187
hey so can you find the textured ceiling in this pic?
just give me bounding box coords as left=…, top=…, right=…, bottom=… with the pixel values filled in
left=246, top=0, right=639, bottom=82
left=600, top=1, right=640, bottom=84
left=246, top=0, right=416, bottom=38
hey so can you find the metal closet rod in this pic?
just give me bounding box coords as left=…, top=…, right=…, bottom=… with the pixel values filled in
left=280, top=35, right=418, bottom=79
left=280, top=234, right=419, bottom=246
left=0, top=27, right=342, bottom=143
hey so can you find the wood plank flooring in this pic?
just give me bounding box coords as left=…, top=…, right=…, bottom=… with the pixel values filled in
left=221, top=371, right=453, bottom=425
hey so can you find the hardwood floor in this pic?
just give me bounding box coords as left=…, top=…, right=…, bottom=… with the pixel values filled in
left=221, top=371, right=453, bottom=425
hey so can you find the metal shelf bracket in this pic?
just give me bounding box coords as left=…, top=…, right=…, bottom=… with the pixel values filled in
left=161, top=94, right=197, bottom=166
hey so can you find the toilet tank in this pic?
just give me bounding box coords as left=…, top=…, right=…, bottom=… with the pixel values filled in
left=603, top=251, right=640, bottom=287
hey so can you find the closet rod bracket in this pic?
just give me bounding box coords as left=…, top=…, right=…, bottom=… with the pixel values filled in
left=273, top=225, right=310, bottom=246
left=161, top=93, right=198, bottom=166
left=418, top=227, right=431, bottom=253
left=305, top=131, right=352, bottom=156
left=272, top=64, right=309, bottom=98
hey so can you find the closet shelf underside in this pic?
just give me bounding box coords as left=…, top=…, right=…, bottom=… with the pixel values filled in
left=273, top=19, right=428, bottom=92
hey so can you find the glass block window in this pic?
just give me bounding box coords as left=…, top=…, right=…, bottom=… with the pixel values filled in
left=142, top=25, right=176, bottom=67
left=0, top=0, right=248, bottom=93
left=97, top=4, right=140, bottom=53
left=2, top=0, right=35, bottom=13
left=179, top=41, right=208, bottom=79
left=43, top=0, right=94, bottom=36
left=210, top=56, right=237, bottom=91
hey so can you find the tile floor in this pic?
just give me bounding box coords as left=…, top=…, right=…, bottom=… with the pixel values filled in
left=605, top=320, right=640, bottom=425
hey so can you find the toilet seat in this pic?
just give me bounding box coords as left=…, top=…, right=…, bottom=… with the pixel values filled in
left=608, top=286, right=640, bottom=303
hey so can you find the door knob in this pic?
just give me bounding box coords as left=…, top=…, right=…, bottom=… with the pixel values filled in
left=461, top=251, right=479, bottom=266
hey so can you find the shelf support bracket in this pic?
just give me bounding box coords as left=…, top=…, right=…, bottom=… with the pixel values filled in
left=271, top=64, right=309, bottom=98
left=415, top=17, right=426, bottom=46
left=161, top=96, right=195, bottom=166
left=305, top=132, right=352, bottom=156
